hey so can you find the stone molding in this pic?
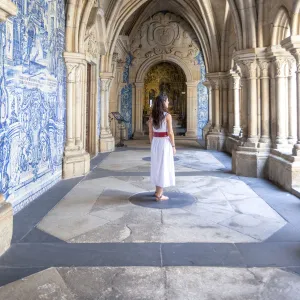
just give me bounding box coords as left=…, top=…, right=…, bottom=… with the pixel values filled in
left=0, top=0, right=17, bottom=22
left=281, top=36, right=300, bottom=73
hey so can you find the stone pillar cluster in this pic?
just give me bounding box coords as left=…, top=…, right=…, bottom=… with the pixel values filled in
left=99, top=73, right=115, bottom=153
left=63, top=52, right=90, bottom=179
left=205, top=43, right=300, bottom=188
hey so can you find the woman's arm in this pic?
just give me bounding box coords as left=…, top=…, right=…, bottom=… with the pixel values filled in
left=166, top=114, right=176, bottom=152
left=148, top=118, right=153, bottom=144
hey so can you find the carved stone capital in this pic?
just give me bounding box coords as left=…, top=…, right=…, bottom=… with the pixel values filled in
left=258, top=60, right=270, bottom=78
left=287, top=57, right=296, bottom=76
left=240, top=60, right=257, bottom=79
left=100, top=79, right=111, bottom=92
left=281, top=36, right=300, bottom=73
left=273, top=58, right=288, bottom=77
left=231, top=76, right=241, bottom=89
left=221, top=79, right=228, bottom=89
left=66, top=63, right=79, bottom=82
left=209, top=79, right=220, bottom=90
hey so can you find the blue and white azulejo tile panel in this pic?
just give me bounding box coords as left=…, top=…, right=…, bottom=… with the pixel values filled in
left=196, top=51, right=209, bottom=139
left=0, top=0, right=66, bottom=212
left=121, top=54, right=133, bottom=138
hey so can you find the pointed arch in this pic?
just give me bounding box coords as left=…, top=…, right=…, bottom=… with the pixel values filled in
left=271, top=6, right=291, bottom=46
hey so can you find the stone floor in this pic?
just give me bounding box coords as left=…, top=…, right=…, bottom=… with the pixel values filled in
left=1, top=139, right=300, bottom=299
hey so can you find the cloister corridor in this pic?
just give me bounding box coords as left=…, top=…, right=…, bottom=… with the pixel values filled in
left=1, top=139, right=300, bottom=299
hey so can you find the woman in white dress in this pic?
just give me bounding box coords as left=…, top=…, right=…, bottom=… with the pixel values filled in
left=148, top=94, right=176, bottom=201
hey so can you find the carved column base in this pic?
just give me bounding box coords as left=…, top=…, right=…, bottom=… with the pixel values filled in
left=63, top=151, right=90, bottom=179
left=206, top=132, right=226, bottom=151
left=269, top=150, right=300, bottom=194
left=185, top=130, right=197, bottom=138
left=0, top=194, right=13, bottom=256
left=99, top=134, right=115, bottom=153
left=133, top=131, right=145, bottom=139
left=232, top=146, right=270, bottom=178
left=225, top=136, right=240, bottom=154
left=202, top=122, right=212, bottom=140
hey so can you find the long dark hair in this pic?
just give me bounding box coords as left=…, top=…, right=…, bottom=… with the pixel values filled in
left=152, top=94, right=168, bottom=129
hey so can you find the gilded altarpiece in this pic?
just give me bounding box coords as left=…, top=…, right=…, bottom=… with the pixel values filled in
left=143, top=62, right=187, bottom=135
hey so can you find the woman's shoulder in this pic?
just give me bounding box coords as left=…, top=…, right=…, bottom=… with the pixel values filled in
left=165, top=113, right=172, bottom=120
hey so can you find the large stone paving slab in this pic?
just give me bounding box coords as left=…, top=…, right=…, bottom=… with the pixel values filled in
left=37, top=174, right=286, bottom=243
left=98, top=149, right=225, bottom=173
left=1, top=267, right=300, bottom=300
left=0, top=268, right=76, bottom=300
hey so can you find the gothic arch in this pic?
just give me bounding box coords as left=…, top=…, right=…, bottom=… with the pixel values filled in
left=135, top=54, right=196, bottom=83
left=105, top=0, right=220, bottom=73
left=291, top=0, right=300, bottom=35
left=271, top=6, right=291, bottom=45
left=132, top=54, right=201, bottom=138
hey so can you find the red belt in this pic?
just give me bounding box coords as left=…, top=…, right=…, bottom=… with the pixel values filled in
left=153, top=132, right=168, bottom=137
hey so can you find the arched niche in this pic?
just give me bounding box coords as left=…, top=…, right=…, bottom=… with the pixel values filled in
left=132, top=54, right=200, bottom=138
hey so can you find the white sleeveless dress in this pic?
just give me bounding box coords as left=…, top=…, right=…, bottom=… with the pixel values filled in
left=150, top=113, right=175, bottom=188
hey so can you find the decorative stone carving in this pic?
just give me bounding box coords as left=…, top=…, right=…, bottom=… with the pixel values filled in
left=222, top=79, right=228, bottom=89
left=258, top=60, right=270, bottom=78
left=66, top=63, right=78, bottom=82
left=130, top=12, right=199, bottom=62
left=112, top=52, right=119, bottom=62
left=210, top=79, right=220, bottom=90
left=273, top=58, right=288, bottom=77
left=241, top=60, right=257, bottom=79
left=101, top=79, right=111, bottom=92
left=85, top=27, right=99, bottom=58
left=231, top=76, right=240, bottom=89
left=287, top=58, right=296, bottom=77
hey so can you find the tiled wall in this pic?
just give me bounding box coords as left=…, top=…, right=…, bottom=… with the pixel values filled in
left=121, top=54, right=133, bottom=138
left=196, top=52, right=209, bottom=139
left=0, top=0, right=66, bottom=212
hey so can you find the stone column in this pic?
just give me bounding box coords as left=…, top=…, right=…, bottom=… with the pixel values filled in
left=131, top=84, right=136, bottom=133
left=240, top=77, right=248, bottom=140
left=281, top=37, right=300, bottom=155
left=206, top=74, right=225, bottom=150
left=258, top=60, right=271, bottom=144
left=293, top=51, right=300, bottom=155
left=221, top=78, right=228, bottom=133
left=210, top=78, right=221, bottom=131
left=134, top=82, right=144, bottom=138
left=273, top=58, right=289, bottom=146
left=186, top=81, right=198, bottom=137
left=75, top=64, right=84, bottom=147
left=99, top=72, right=115, bottom=152
left=63, top=52, right=90, bottom=178
left=287, top=58, right=297, bottom=145
left=232, top=75, right=241, bottom=136
left=239, top=59, right=258, bottom=145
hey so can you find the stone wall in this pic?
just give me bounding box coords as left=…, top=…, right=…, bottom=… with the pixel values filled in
left=0, top=0, right=65, bottom=211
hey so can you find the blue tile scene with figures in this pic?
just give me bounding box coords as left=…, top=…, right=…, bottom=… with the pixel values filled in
left=196, top=51, right=209, bottom=139
left=0, top=0, right=66, bottom=212
left=121, top=53, right=133, bottom=139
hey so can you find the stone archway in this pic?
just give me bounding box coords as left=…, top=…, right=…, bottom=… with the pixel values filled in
left=142, top=62, right=187, bottom=136
left=133, top=54, right=199, bottom=138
